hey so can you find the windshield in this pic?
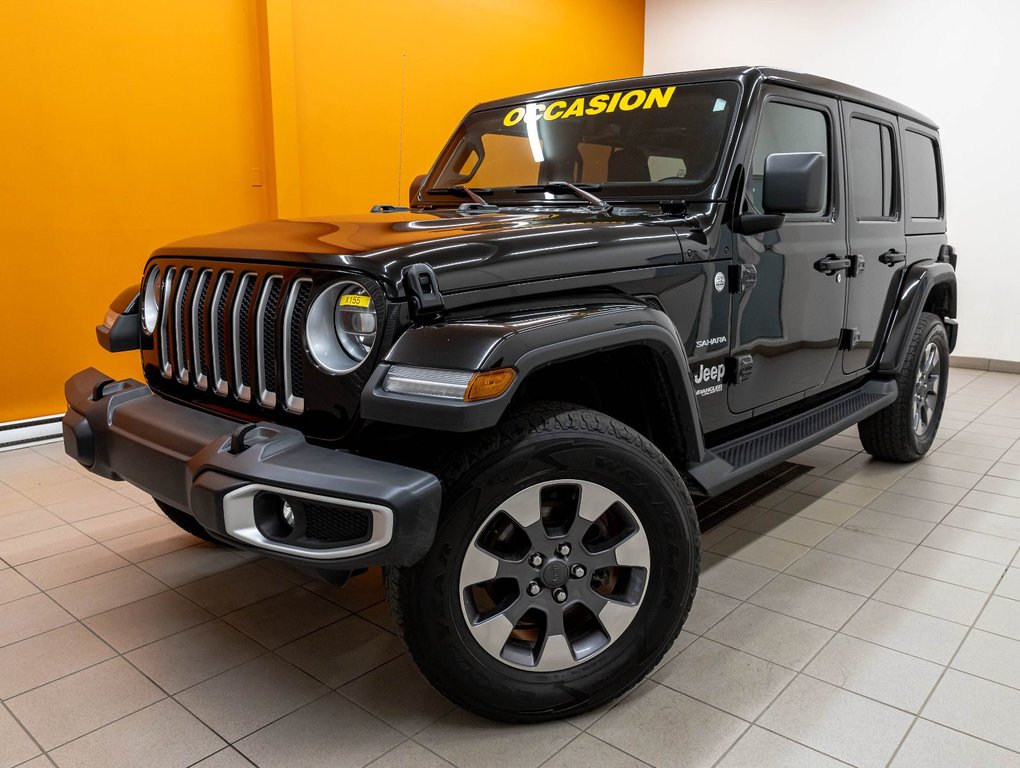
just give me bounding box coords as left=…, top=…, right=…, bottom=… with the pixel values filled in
left=425, top=80, right=740, bottom=204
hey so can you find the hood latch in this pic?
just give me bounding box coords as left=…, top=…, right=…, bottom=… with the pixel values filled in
left=402, top=263, right=445, bottom=321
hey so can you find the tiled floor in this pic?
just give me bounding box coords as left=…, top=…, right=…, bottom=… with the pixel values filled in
left=3, top=367, right=1020, bottom=767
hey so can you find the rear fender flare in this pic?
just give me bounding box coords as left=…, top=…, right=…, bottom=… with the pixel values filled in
left=878, top=262, right=956, bottom=374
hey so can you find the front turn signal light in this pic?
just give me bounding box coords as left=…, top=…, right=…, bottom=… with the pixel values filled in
left=465, top=368, right=516, bottom=402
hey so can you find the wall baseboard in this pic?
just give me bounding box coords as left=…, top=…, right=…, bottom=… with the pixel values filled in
left=950, top=356, right=1020, bottom=374
left=0, top=415, right=63, bottom=452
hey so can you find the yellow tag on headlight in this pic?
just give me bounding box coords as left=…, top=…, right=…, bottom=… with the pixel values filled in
left=339, top=294, right=371, bottom=308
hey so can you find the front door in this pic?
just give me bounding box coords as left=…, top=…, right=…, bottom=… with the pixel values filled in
left=841, top=104, right=907, bottom=373
left=729, top=90, right=848, bottom=414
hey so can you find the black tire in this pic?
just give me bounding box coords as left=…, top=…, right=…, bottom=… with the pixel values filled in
left=859, top=311, right=949, bottom=461
left=154, top=499, right=218, bottom=543
left=385, top=402, right=700, bottom=723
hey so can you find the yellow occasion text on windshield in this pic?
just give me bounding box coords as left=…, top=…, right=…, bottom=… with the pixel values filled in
left=502, top=86, right=677, bottom=127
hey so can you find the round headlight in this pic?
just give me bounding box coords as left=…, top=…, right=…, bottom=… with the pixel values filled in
left=306, top=280, right=379, bottom=374
left=141, top=267, right=160, bottom=335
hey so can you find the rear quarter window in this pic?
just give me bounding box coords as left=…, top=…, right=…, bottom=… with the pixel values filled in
left=904, top=130, right=941, bottom=219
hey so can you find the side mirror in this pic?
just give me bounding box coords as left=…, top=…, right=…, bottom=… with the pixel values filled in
left=408, top=174, right=427, bottom=207
left=762, top=152, right=826, bottom=214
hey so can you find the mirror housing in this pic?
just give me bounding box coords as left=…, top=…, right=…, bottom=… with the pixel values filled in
left=408, top=174, right=427, bottom=207
left=762, top=152, right=826, bottom=214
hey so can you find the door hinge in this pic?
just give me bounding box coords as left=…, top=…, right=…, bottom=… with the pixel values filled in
left=848, top=254, right=866, bottom=278
left=839, top=328, right=862, bottom=350
left=725, top=354, right=754, bottom=384
left=728, top=264, right=758, bottom=293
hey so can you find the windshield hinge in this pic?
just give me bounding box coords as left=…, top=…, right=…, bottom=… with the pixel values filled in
left=457, top=202, right=498, bottom=214
left=370, top=204, right=410, bottom=213
left=401, top=263, right=445, bottom=321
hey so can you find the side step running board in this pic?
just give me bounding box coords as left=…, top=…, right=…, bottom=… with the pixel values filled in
left=688, top=379, right=897, bottom=496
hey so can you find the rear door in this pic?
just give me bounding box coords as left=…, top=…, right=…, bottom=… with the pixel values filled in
left=728, top=89, right=848, bottom=414
left=842, top=104, right=907, bottom=373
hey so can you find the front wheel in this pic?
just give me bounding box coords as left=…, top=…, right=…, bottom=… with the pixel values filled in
left=385, top=403, right=700, bottom=722
left=859, top=311, right=949, bottom=461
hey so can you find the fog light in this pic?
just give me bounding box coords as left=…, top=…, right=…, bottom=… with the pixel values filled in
left=281, top=500, right=295, bottom=529
left=253, top=492, right=296, bottom=540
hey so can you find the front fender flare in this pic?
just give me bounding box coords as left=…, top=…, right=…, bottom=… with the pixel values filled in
left=877, top=262, right=957, bottom=374
left=360, top=302, right=705, bottom=460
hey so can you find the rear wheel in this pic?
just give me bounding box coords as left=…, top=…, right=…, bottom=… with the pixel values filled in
left=153, top=499, right=217, bottom=543
left=859, top=312, right=948, bottom=461
left=385, top=403, right=699, bottom=722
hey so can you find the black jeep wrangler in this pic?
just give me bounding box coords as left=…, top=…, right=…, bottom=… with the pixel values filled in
left=64, top=66, right=957, bottom=722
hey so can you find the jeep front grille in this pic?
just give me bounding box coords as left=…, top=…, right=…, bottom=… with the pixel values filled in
left=154, top=266, right=312, bottom=414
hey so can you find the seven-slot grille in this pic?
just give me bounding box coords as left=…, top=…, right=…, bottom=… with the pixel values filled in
left=150, top=265, right=313, bottom=414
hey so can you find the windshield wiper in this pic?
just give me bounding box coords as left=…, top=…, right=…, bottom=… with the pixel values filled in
left=425, top=185, right=493, bottom=205
left=512, top=182, right=610, bottom=211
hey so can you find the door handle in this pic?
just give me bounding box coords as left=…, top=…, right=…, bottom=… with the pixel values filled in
left=814, top=254, right=852, bottom=276
left=879, top=249, right=906, bottom=267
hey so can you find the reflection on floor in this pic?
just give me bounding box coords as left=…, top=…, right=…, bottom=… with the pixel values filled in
left=2, top=367, right=1020, bottom=767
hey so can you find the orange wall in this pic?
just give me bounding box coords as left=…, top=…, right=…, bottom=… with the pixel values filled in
left=0, top=0, right=644, bottom=422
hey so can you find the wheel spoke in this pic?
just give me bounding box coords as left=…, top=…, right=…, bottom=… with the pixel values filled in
left=911, top=404, right=922, bottom=433
left=470, top=614, right=516, bottom=659
left=458, top=543, right=501, bottom=591
left=534, top=633, right=574, bottom=671
left=613, top=530, right=651, bottom=569
left=577, top=482, right=619, bottom=522
left=499, top=484, right=542, bottom=529
left=928, top=373, right=940, bottom=395
left=598, top=599, right=640, bottom=643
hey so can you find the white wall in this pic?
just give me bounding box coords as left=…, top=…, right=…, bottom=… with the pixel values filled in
left=645, top=0, right=1018, bottom=361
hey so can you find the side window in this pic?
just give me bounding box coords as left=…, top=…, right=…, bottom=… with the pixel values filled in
left=751, top=101, right=829, bottom=214
left=903, top=131, right=941, bottom=219
left=848, top=117, right=896, bottom=219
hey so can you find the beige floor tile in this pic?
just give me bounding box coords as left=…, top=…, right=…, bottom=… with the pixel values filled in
left=0, top=704, right=40, bottom=768
left=759, top=675, right=913, bottom=768
left=887, top=477, right=968, bottom=504
left=222, top=586, right=349, bottom=648
left=698, top=553, right=776, bottom=600
left=589, top=681, right=746, bottom=768
left=700, top=523, right=737, bottom=549
left=740, top=509, right=836, bottom=547
left=922, top=524, right=1019, bottom=564
left=784, top=549, right=891, bottom=596
left=236, top=693, right=402, bottom=768
left=682, top=588, right=741, bottom=635
left=47, top=564, right=166, bottom=618
left=176, top=654, right=327, bottom=742
left=890, top=718, right=1020, bottom=768
left=359, top=600, right=399, bottom=635
left=923, top=450, right=996, bottom=474
left=21, top=476, right=111, bottom=507
left=305, top=568, right=386, bottom=612
left=959, top=489, right=1020, bottom=518
left=899, top=546, right=1006, bottom=592
left=987, top=461, right=1020, bottom=481
left=815, top=527, right=915, bottom=568
left=0, top=487, right=39, bottom=518
left=842, top=600, right=967, bottom=664
left=366, top=741, right=454, bottom=768
left=801, top=477, right=882, bottom=507
left=84, top=590, right=213, bottom=652
left=49, top=698, right=224, bottom=768
left=7, top=657, right=164, bottom=749
left=804, top=634, right=942, bottom=712
left=945, top=506, right=1020, bottom=540
left=0, top=593, right=73, bottom=648
left=191, top=747, right=257, bottom=768
left=340, top=654, right=456, bottom=736
left=844, top=508, right=936, bottom=544
left=176, top=562, right=292, bottom=616
left=708, top=530, right=809, bottom=571
left=834, top=463, right=912, bottom=491
left=16, top=544, right=129, bottom=590
left=779, top=495, right=860, bottom=525
left=0, top=568, right=37, bottom=604
left=277, top=615, right=404, bottom=688
left=653, top=636, right=794, bottom=720
left=0, top=524, right=93, bottom=566
left=996, top=568, right=1020, bottom=600
left=951, top=629, right=1020, bottom=689
left=716, top=726, right=846, bottom=768
left=875, top=571, right=986, bottom=625
left=72, top=506, right=167, bottom=541
left=906, top=463, right=983, bottom=489
left=705, top=603, right=832, bottom=670
left=749, top=574, right=865, bottom=630
left=539, top=733, right=643, bottom=768
left=0, top=508, right=63, bottom=542
left=103, top=523, right=198, bottom=562
left=866, top=491, right=954, bottom=523
left=923, top=669, right=1020, bottom=752
left=0, top=622, right=114, bottom=699
left=137, top=544, right=246, bottom=587
left=125, top=620, right=262, bottom=694
left=947, top=431, right=1015, bottom=449
left=975, top=475, right=1020, bottom=499
left=44, top=488, right=137, bottom=523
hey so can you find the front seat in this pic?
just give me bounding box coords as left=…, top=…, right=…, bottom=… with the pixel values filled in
left=608, top=147, right=650, bottom=182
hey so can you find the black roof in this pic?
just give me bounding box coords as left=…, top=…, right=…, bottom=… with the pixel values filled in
left=475, top=66, right=937, bottom=130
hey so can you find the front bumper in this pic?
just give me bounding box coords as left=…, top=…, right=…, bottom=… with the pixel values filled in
left=62, top=368, right=442, bottom=571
